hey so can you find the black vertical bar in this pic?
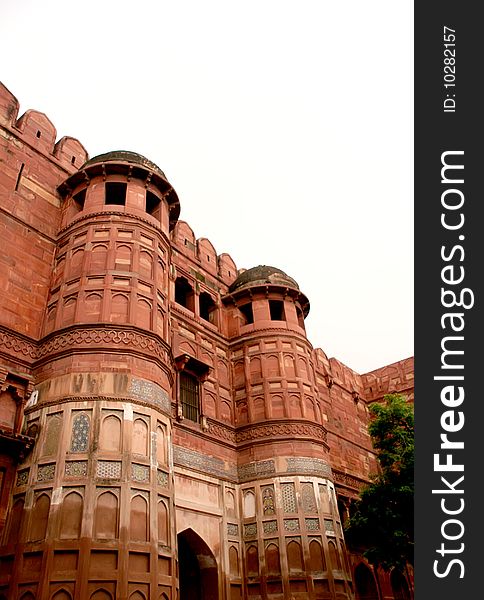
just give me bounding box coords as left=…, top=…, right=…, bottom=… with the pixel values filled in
left=415, top=3, right=483, bottom=598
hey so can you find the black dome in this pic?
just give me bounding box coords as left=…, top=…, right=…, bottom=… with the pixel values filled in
left=229, top=265, right=299, bottom=293
left=82, top=150, right=167, bottom=179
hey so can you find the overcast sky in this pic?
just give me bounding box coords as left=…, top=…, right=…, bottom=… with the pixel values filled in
left=1, top=0, right=413, bottom=374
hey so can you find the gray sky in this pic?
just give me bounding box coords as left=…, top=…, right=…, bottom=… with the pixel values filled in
left=1, top=0, right=413, bottom=374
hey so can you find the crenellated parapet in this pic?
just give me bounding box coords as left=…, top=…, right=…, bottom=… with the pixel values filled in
left=171, top=220, right=238, bottom=288
left=361, top=356, right=414, bottom=403
left=0, top=82, right=88, bottom=174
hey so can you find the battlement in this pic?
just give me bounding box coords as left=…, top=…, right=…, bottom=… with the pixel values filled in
left=171, top=219, right=238, bottom=288
left=0, top=82, right=88, bottom=175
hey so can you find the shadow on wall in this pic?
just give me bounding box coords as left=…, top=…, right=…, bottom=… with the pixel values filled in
left=178, top=528, right=218, bottom=600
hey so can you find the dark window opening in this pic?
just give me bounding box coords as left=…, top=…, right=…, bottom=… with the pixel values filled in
left=296, top=305, right=305, bottom=330
left=175, top=277, right=195, bottom=311
left=269, top=300, right=285, bottom=321
left=105, top=182, right=127, bottom=205
left=36, top=130, right=41, bottom=138
left=72, top=189, right=86, bottom=211
left=15, top=163, right=25, bottom=192
left=71, top=155, right=76, bottom=165
left=337, top=499, right=348, bottom=525
left=239, top=302, right=254, bottom=325
left=146, top=190, right=161, bottom=218
left=199, top=292, right=216, bottom=324
left=180, top=372, right=199, bottom=422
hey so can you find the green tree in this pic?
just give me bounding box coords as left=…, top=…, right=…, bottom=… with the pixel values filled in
left=344, top=393, right=414, bottom=571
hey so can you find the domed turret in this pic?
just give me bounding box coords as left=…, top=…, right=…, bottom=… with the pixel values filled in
left=224, top=265, right=309, bottom=336
left=58, top=149, right=180, bottom=231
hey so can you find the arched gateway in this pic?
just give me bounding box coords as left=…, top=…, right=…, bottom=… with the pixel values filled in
left=178, top=529, right=218, bottom=600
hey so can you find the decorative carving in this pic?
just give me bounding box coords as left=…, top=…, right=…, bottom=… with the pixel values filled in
left=70, top=413, right=90, bottom=452
left=0, top=327, right=37, bottom=361
left=58, top=210, right=168, bottom=238
left=286, top=458, right=332, bottom=478
left=281, top=483, right=297, bottom=513
left=16, top=468, right=30, bottom=486
left=65, top=461, right=88, bottom=477
left=244, top=523, right=257, bottom=538
left=236, top=421, right=327, bottom=445
left=301, top=482, right=317, bottom=513
left=227, top=523, right=239, bottom=537
left=324, top=519, right=335, bottom=532
left=333, top=470, right=367, bottom=491
left=38, top=326, right=171, bottom=364
left=130, top=378, right=171, bottom=414
left=262, top=485, right=275, bottom=516
left=263, top=520, right=278, bottom=534
left=305, top=518, right=320, bottom=531
left=37, top=463, right=55, bottom=482
left=237, top=460, right=275, bottom=483
left=173, top=446, right=237, bottom=480
left=206, top=421, right=236, bottom=443
left=96, top=460, right=121, bottom=479
left=284, top=519, right=300, bottom=532
left=157, top=470, right=169, bottom=487
left=0, top=325, right=173, bottom=376
left=131, top=463, right=150, bottom=482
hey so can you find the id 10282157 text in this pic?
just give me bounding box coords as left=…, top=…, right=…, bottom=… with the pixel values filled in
left=443, top=26, right=456, bottom=113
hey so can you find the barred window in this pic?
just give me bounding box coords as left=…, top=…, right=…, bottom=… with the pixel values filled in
left=180, top=372, right=200, bottom=422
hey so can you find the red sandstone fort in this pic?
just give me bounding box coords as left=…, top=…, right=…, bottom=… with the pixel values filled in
left=0, top=82, right=413, bottom=600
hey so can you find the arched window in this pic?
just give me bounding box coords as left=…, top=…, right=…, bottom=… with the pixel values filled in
left=70, top=413, right=90, bottom=452
left=287, top=540, right=304, bottom=572
left=94, top=492, right=118, bottom=539
left=59, top=492, right=83, bottom=539
left=265, top=543, right=281, bottom=576
left=243, top=491, right=255, bottom=518
left=132, top=419, right=148, bottom=455
left=43, top=414, right=62, bottom=456
left=309, top=540, right=326, bottom=572
left=30, top=494, right=50, bottom=541
left=354, top=563, right=379, bottom=600
left=7, top=498, right=24, bottom=545
left=130, top=495, right=148, bottom=541
left=229, top=546, right=239, bottom=576
left=246, top=545, right=259, bottom=576
left=158, top=500, right=169, bottom=544
left=100, top=415, right=122, bottom=451
left=328, top=540, right=341, bottom=570
left=391, top=568, right=411, bottom=600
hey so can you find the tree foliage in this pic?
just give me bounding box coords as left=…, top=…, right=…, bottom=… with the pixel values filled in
left=344, top=393, right=414, bottom=571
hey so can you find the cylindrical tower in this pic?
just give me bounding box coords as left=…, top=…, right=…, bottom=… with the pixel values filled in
left=2, top=152, right=179, bottom=599
left=224, top=266, right=354, bottom=600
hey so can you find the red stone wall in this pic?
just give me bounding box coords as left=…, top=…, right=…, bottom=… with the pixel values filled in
left=0, top=82, right=87, bottom=339
left=0, top=81, right=414, bottom=600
